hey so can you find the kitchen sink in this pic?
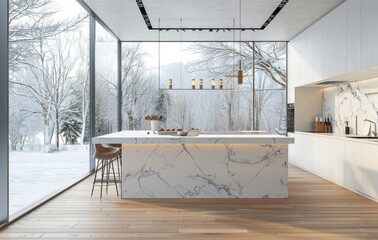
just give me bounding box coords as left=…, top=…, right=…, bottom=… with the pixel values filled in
left=347, top=136, right=378, bottom=139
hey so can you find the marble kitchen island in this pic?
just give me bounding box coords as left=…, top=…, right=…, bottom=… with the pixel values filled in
left=92, top=131, right=294, bottom=198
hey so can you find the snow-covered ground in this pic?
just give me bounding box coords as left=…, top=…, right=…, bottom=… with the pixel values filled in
left=9, top=150, right=89, bottom=215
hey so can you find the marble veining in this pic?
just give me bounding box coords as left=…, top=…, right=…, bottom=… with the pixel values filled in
left=323, top=79, right=378, bottom=135
left=122, top=143, right=288, bottom=198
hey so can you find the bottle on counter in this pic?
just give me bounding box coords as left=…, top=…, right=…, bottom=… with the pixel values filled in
left=325, top=117, right=332, bottom=133
left=345, top=120, right=350, bottom=134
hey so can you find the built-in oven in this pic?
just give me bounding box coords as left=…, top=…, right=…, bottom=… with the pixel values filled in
left=287, top=103, right=294, bottom=133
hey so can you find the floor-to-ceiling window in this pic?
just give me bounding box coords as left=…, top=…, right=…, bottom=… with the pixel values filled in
left=95, top=23, right=118, bottom=135
left=122, top=41, right=287, bottom=133
left=8, top=0, right=90, bottom=216
left=253, top=42, right=287, bottom=133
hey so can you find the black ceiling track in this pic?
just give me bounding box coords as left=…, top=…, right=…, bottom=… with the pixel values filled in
left=136, top=0, right=289, bottom=32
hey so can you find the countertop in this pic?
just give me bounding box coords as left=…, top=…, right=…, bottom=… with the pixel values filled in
left=294, top=131, right=378, bottom=145
left=92, top=131, right=294, bottom=145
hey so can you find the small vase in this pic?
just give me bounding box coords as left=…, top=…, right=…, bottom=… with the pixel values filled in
left=150, top=120, right=159, bottom=131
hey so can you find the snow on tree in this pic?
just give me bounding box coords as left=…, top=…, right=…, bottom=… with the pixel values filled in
left=121, top=43, right=158, bottom=130
left=9, top=0, right=89, bottom=151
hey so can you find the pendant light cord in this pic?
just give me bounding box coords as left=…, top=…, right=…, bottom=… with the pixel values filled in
left=239, top=0, right=242, bottom=67
left=158, top=18, right=161, bottom=89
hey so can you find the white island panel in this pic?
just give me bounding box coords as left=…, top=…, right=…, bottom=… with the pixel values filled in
left=122, top=143, right=288, bottom=198
left=93, top=131, right=293, bottom=199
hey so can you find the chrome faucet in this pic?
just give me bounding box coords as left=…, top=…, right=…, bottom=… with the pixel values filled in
left=364, top=119, right=377, bottom=137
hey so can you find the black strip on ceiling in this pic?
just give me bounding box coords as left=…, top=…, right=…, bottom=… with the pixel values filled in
left=136, top=0, right=152, bottom=29
left=135, top=0, right=289, bottom=31
left=261, top=0, right=289, bottom=29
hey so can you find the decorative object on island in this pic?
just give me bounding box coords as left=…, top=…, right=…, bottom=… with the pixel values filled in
left=168, top=79, right=172, bottom=90
left=211, top=79, right=215, bottom=89
left=199, top=79, right=203, bottom=89
left=219, top=79, right=223, bottom=89
left=192, top=79, right=195, bottom=89
left=144, top=115, right=163, bottom=131
left=157, top=128, right=200, bottom=136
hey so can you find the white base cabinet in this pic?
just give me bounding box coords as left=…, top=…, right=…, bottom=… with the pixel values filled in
left=330, top=139, right=346, bottom=185
left=289, top=132, right=378, bottom=201
left=345, top=141, right=362, bottom=192
left=362, top=144, right=378, bottom=199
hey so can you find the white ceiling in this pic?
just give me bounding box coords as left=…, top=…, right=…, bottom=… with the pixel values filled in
left=82, top=0, right=345, bottom=41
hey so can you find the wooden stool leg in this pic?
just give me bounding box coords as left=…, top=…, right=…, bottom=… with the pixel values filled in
left=100, top=161, right=105, bottom=199
left=106, top=160, right=110, bottom=194
left=117, top=156, right=121, bottom=180
left=91, top=159, right=101, bottom=197
left=111, top=160, right=119, bottom=196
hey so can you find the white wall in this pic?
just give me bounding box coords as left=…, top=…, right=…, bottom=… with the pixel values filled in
left=294, top=87, right=323, bottom=132
left=288, top=0, right=378, bottom=103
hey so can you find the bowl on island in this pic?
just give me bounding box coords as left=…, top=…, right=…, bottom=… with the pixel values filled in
left=177, top=131, right=188, bottom=136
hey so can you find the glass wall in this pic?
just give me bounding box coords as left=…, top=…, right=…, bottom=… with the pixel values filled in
left=8, top=0, right=90, bottom=216
left=254, top=42, right=287, bottom=133
left=95, top=23, right=118, bottom=135
left=122, top=42, right=287, bottom=133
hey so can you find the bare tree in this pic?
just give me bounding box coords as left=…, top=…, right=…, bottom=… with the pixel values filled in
left=9, top=0, right=87, bottom=150
left=9, top=0, right=86, bottom=72
left=169, top=94, right=195, bottom=129
left=10, top=34, right=82, bottom=150
left=187, top=42, right=286, bottom=132
left=121, top=43, right=157, bottom=130
left=187, top=42, right=286, bottom=87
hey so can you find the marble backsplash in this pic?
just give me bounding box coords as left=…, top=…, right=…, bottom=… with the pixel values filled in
left=323, top=78, right=378, bottom=135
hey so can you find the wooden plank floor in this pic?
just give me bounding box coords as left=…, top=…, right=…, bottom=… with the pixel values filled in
left=1, top=164, right=378, bottom=239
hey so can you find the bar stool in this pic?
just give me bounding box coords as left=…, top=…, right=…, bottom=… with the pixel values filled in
left=109, top=144, right=122, bottom=180
left=91, top=144, right=120, bottom=198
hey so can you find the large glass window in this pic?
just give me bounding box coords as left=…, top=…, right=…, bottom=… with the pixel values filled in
left=9, top=0, right=90, bottom=216
left=122, top=42, right=287, bottom=133
left=95, top=23, right=118, bottom=135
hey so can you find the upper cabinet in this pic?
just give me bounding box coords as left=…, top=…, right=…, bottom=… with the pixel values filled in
left=288, top=0, right=378, bottom=90
left=361, top=0, right=378, bottom=69
left=333, top=3, right=347, bottom=77
left=347, top=0, right=361, bottom=72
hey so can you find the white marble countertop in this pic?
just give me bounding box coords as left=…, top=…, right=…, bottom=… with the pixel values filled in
left=93, top=131, right=294, bottom=145
left=294, top=131, right=378, bottom=145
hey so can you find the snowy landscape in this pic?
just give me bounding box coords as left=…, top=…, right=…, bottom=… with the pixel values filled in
left=9, top=150, right=89, bottom=215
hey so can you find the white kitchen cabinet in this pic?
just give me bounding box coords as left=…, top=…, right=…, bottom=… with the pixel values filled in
left=362, top=143, right=378, bottom=199
left=321, top=13, right=335, bottom=80
left=317, top=137, right=331, bottom=179
left=290, top=132, right=378, bottom=201
left=333, top=3, right=347, bottom=76
left=289, top=133, right=309, bottom=170
left=300, top=134, right=310, bottom=170
left=330, top=139, right=346, bottom=185
left=288, top=133, right=298, bottom=165
left=309, top=135, right=320, bottom=175
left=288, top=0, right=378, bottom=87
left=345, top=141, right=362, bottom=192
left=311, top=22, right=323, bottom=83
left=361, top=0, right=378, bottom=69
left=347, top=0, right=361, bottom=73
